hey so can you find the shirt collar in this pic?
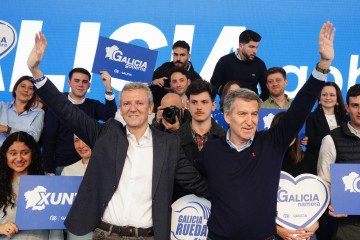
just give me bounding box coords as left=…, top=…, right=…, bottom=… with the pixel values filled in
left=126, top=125, right=152, bottom=141
left=68, top=94, right=86, bottom=105
left=348, top=121, right=360, bottom=138
left=234, top=48, right=243, bottom=61
left=226, top=129, right=254, bottom=152
left=268, top=94, right=290, bottom=103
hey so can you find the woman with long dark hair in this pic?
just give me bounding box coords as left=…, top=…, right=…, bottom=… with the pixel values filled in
left=0, top=76, right=44, bottom=147
left=271, top=112, right=318, bottom=240
left=0, top=132, right=63, bottom=239
left=306, top=82, right=346, bottom=160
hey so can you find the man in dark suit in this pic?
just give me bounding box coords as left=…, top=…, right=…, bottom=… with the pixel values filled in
left=27, top=32, right=208, bottom=240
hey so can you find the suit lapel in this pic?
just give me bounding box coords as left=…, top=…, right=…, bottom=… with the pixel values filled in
left=151, top=127, right=166, bottom=198
left=317, top=109, right=331, bottom=132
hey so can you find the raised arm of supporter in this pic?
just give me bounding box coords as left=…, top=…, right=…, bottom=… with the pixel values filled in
left=318, top=21, right=335, bottom=70
left=152, top=77, right=168, bottom=88
left=27, top=32, right=108, bottom=149
left=100, top=71, right=112, bottom=92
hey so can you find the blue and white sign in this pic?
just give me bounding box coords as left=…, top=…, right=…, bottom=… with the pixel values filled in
left=92, top=36, right=158, bottom=83
left=330, top=163, right=360, bottom=215
left=258, top=108, right=305, bottom=140
left=276, top=172, right=330, bottom=230
left=16, top=176, right=83, bottom=230
left=0, top=20, right=17, bottom=60
left=171, top=194, right=211, bottom=240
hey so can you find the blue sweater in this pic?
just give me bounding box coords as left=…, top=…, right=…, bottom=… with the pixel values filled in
left=42, top=96, right=117, bottom=173
left=197, top=74, right=324, bottom=239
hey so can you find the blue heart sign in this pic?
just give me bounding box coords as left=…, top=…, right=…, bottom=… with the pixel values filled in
left=276, top=172, right=330, bottom=230
left=0, top=20, right=17, bottom=60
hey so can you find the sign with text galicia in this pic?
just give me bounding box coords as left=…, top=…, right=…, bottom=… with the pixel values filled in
left=276, top=172, right=330, bottom=230
left=16, top=176, right=83, bottom=230
left=258, top=109, right=305, bottom=140
left=330, top=163, right=360, bottom=215
left=171, top=194, right=211, bottom=240
left=92, top=36, right=158, bottom=83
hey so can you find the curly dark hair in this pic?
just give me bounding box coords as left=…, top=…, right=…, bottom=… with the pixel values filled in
left=0, top=131, right=44, bottom=217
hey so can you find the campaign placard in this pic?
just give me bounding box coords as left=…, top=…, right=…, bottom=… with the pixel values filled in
left=330, top=163, right=360, bottom=215
left=92, top=36, right=158, bottom=83
left=258, top=108, right=305, bottom=140
left=171, top=194, right=211, bottom=240
left=276, top=172, right=330, bottom=230
left=16, top=176, right=82, bottom=230
left=0, top=20, right=17, bottom=60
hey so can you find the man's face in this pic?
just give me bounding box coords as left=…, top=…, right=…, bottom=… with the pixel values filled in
left=224, top=98, right=259, bottom=144
left=68, top=72, right=91, bottom=99
left=120, top=88, right=154, bottom=130
left=188, top=92, right=216, bottom=123
left=346, top=96, right=360, bottom=131
left=173, top=47, right=190, bottom=68
left=161, top=94, right=182, bottom=109
left=170, top=72, right=191, bottom=96
left=239, top=41, right=259, bottom=61
left=266, top=72, right=288, bottom=98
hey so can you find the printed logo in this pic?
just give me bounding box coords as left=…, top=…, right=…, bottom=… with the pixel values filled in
left=105, top=45, right=148, bottom=72
left=171, top=195, right=211, bottom=240
left=342, top=172, right=360, bottom=192
left=0, top=20, right=17, bottom=59
left=24, top=185, right=77, bottom=211
left=263, top=113, right=275, bottom=130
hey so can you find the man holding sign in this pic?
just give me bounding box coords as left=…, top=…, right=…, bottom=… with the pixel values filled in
left=196, top=22, right=335, bottom=240
left=318, top=84, right=360, bottom=239
left=27, top=32, right=208, bottom=240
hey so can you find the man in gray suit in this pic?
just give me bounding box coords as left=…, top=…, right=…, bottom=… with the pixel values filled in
left=27, top=32, right=208, bottom=240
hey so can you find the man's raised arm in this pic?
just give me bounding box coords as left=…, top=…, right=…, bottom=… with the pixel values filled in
left=27, top=31, right=47, bottom=80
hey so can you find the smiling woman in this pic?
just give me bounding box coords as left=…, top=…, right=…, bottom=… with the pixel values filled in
left=0, top=76, right=45, bottom=147
left=0, top=131, right=63, bottom=239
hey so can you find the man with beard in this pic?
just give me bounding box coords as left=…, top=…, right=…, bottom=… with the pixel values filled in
left=261, top=67, right=292, bottom=109
left=150, top=41, right=202, bottom=111
left=210, top=30, right=269, bottom=101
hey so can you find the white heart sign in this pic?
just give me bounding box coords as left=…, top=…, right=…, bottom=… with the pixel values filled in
left=276, top=172, right=330, bottom=230
left=0, top=20, right=17, bottom=60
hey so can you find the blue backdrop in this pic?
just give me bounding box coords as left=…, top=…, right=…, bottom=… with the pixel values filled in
left=1, top=0, right=359, bottom=106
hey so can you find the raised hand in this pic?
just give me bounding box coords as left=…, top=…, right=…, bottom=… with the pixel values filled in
left=318, top=21, right=335, bottom=69
left=27, top=31, right=47, bottom=79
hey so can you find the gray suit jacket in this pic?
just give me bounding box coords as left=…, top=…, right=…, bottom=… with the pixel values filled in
left=36, top=80, right=209, bottom=239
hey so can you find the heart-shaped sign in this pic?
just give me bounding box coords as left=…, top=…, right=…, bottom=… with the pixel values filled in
left=0, top=20, right=17, bottom=60
left=276, top=171, right=330, bottom=230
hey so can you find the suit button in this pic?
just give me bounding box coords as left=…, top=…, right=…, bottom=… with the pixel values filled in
left=113, top=185, right=116, bottom=190
left=102, top=203, right=106, bottom=207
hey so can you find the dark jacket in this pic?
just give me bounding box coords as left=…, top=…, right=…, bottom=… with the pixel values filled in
left=306, top=108, right=342, bottom=160
left=36, top=79, right=209, bottom=239
left=172, top=118, right=226, bottom=201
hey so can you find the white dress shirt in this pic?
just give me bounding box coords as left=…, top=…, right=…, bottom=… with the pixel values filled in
left=102, top=126, right=154, bottom=228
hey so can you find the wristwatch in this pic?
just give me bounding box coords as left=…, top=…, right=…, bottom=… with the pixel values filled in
left=105, top=90, right=114, bottom=95
left=316, top=62, right=331, bottom=74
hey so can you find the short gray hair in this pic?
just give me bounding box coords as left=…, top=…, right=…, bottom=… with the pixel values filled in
left=119, top=82, right=153, bottom=105
left=223, top=88, right=261, bottom=114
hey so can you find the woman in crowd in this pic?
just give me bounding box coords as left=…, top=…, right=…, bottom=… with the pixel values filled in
left=0, top=131, right=63, bottom=239
left=0, top=76, right=45, bottom=147
left=219, top=81, right=241, bottom=112
left=61, top=134, right=92, bottom=239
left=306, top=82, right=346, bottom=160
left=271, top=112, right=318, bottom=240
